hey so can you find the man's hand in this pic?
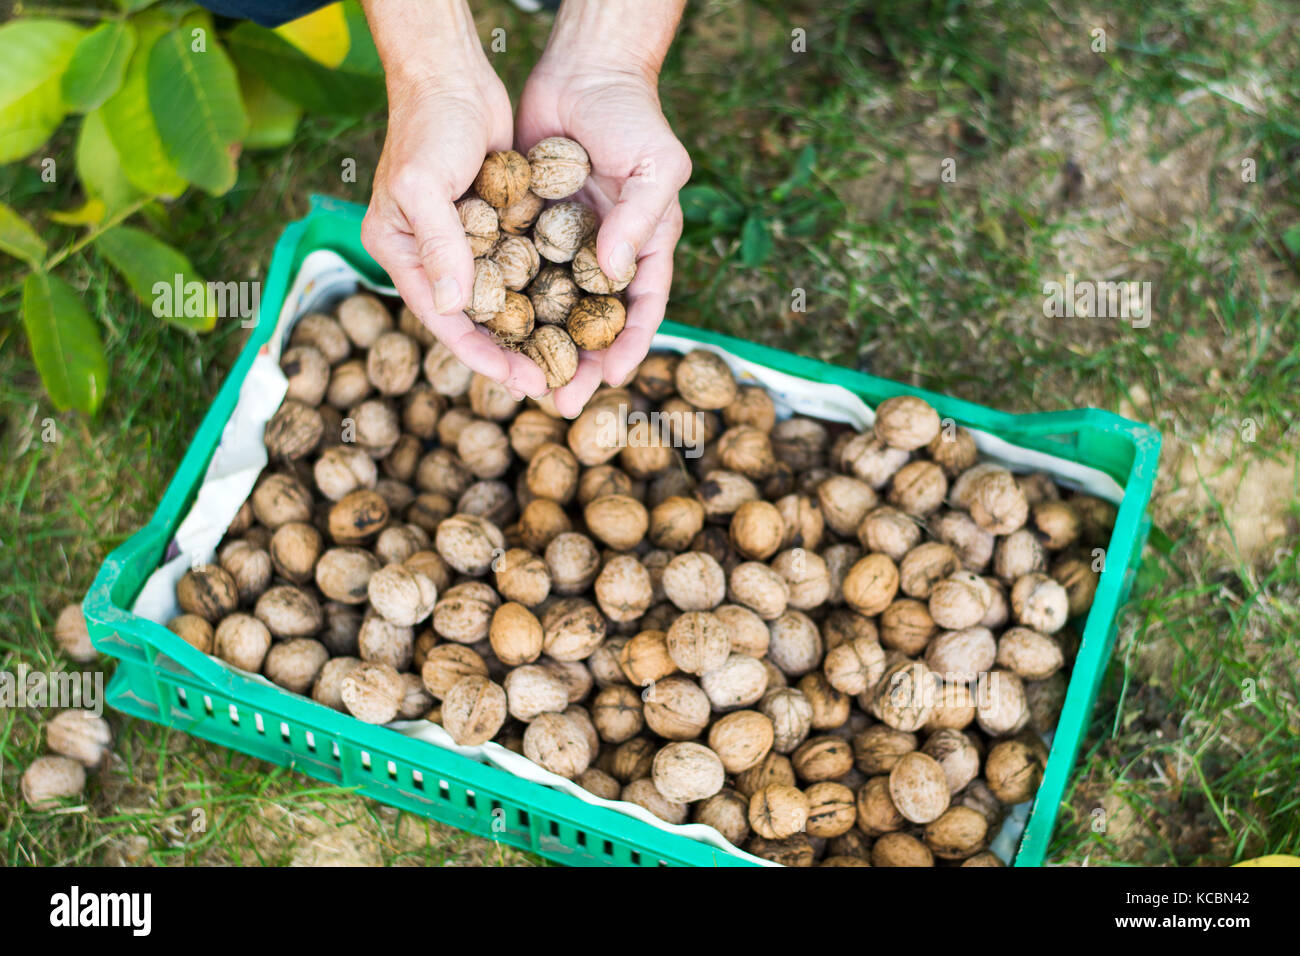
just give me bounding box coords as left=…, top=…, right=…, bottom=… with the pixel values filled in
left=516, top=0, right=690, bottom=418
left=360, top=0, right=547, bottom=399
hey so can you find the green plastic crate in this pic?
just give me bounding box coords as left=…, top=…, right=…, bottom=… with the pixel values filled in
left=83, top=196, right=1161, bottom=867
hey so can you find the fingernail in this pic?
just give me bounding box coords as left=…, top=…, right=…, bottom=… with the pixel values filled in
left=433, top=276, right=461, bottom=314
left=611, top=242, right=635, bottom=279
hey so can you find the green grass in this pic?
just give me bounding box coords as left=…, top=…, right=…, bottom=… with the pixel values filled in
left=2, top=0, right=1299, bottom=866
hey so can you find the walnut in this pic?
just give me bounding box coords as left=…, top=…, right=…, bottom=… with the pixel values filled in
left=457, top=419, right=511, bottom=480
left=420, top=644, right=488, bottom=698
left=457, top=196, right=500, bottom=256
left=281, top=344, right=330, bottom=407
left=527, top=136, right=590, bottom=199
left=1025, top=671, right=1068, bottom=733
left=842, top=553, right=900, bottom=616
left=1010, top=572, right=1070, bottom=633
left=263, top=637, right=329, bottom=694
left=975, top=669, right=1029, bottom=736
left=714, top=604, right=769, bottom=657
left=524, top=711, right=591, bottom=778
left=177, top=564, right=238, bottom=622
left=54, top=603, right=97, bottom=662
left=996, top=625, right=1064, bottom=679
left=852, top=725, right=917, bottom=775
left=717, top=425, right=775, bottom=479
left=211, top=613, right=271, bottom=672
left=499, top=189, right=545, bottom=235
left=699, top=710, right=773, bottom=775
left=1052, top=555, right=1099, bottom=616
left=726, top=561, right=789, bottom=620
left=219, top=540, right=274, bottom=604
left=490, top=235, right=541, bottom=293
left=822, top=607, right=878, bottom=650
left=168, top=614, right=214, bottom=654
left=650, top=496, right=707, bottom=552
left=432, top=581, right=499, bottom=643
left=348, top=398, right=401, bottom=457
left=490, top=550, right=549, bottom=610
left=764, top=610, right=820, bottom=677
left=588, top=684, right=642, bottom=743
left=643, top=675, right=710, bottom=740
left=337, top=661, right=403, bottom=724
left=508, top=408, right=568, bottom=461
left=749, top=784, right=809, bottom=839
left=483, top=291, right=536, bottom=348
left=528, top=264, right=582, bottom=325
left=327, top=489, right=389, bottom=544
left=567, top=294, right=626, bottom=352
left=805, top=782, right=857, bottom=838
left=760, top=687, right=814, bottom=754
left=394, top=672, right=432, bottom=719
left=269, top=521, right=322, bottom=586
left=337, top=294, right=393, bottom=348
left=327, top=359, right=372, bottom=409
left=581, top=496, right=647, bottom=555
left=674, top=349, right=738, bottom=410
left=735, top=751, right=797, bottom=800
left=924, top=805, right=989, bottom=860
left=748, top=834, right=815, bottom=867
left=594, top=555, right=653, bottom=623
left=619, top=629, right=678, bottom=686
left=21, top=755, right=86, bottom=809
left=924, top=626, right=996, bottom=684
left=621, top=777, right=688, bottom=824
left=949, top=462, right=1002, bottom=510
left=854, top=775, right=905, bottom=835
left=357, top=610, right=414, bottom=670
left=874, top=395, right=941, bottom=450
left=251, top=473, right=312, bottom=528
left=699, top=653, right=768, bottom=710
left=314, top=445, right=378, bottom=502
left=791, top=734, right=853, bottom=782
left=320, top=602, right=364, bottom=656
left=44, top=709, right=113, bottom=769
left=722, top=385, right=776, bottom=432
left=969, top=468, right=1029, bottom=534
left=533, top=201, right=596, bottom=262
left=523, top=324, right=580, bottom=389
left=374, top=524, right=428, bottom=565
left=993, top=529, right=1046, bottom=583
left=365, top=563, right=436, bottom=627
left=921, top=728, right=981, bottom=793
left=398, top=303, right=436, bottom=347
left=365, top=331, right=420, bottom=396
left=515, top=500, right=570, bottom=554
left=521, top=442, right=577, bottom=504
left=434, top=513, right=505, bottom=576
left=290, top=312, right=351, bottom=365
left=577, top=768, right=622, bottom=800
left=870, top=657, right=936, bottom=731
left=1073, top=494, right=1117, bottom=546
left=928, top=571, right=993, bottom=630
left=423, top=340, right=475, bottom=397
left=823, top=636, right=887, bottom=696
left=631, top=352, right=679, bottom=401
left=771, top=418, right=828, bottom=472
left=653, top=741, right=726, bottom=802
left=887, top=751, right=950, bottom=824
left=930, top=509, right=995, bottom=572
left=693, top=788, right=751, bottom=846
left=984, top=739, right=1045, bottom=804
left=898, top=541, right=960, bottom=599
left=308, top=657, right=360, bottom=710
left=540, top=598, right=606, bottom=661
left=474, top=149, right=531, bottom=208
left=545, top=531, right=600, bottom=594
left=464, top=258, right=507, bottom=321
left=572, top=238, right=635, bottom=294
left=770, top=549, right=831, bottom=611
left=887, top=460, right=948, bottom=517
left=661, top=611, right=728, bottom=675
left=697, top=470, right=759, bottom=522
left=659, top=551, right=725, bottom=612
left=441, top=675, right=508, bottom=745
left=872, top=831, right=934, bottom=867
left=926, top=424, right=978, bottom=476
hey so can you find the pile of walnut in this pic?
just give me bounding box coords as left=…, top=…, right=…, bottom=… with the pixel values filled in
left=171, top=326, right=1115, bottom=867
left=455, top=136, right=628, bottom=388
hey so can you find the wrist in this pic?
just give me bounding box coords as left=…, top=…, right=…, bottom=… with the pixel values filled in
left=539, top=0, right=683, bottom=85
left=361, top=0, right=492, bottom=98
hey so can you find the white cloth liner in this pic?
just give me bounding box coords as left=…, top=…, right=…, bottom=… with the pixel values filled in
left=134, top=249, right=1125, bottom=866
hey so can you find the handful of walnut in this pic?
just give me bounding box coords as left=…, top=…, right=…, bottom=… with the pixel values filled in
left=183, top=319, right=1114, bottom=867
left=455, top=138, right=629, bottom=389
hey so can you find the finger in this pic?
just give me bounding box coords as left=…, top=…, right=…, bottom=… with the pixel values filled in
left=602, top=204, right=681, bottom=386
left=502, top=348, right=549, bottom=400
left=596, top=141, right=691, bottom=280
left=404, top=189, right=477, bottom=317
left=551, top=353, right=605, bottom=419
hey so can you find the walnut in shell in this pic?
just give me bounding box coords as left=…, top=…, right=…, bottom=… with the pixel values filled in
left=442, top=675, right=508, bottom=745
left=567, top=295, right=626, bottom=351
left=526, top=136, right=591, bottom=199
left=457, top=196, right=500, bottom=257
left=533, top=201, right=596, bottom=263
left=474, top=149, right=531, bottom=208
left=523, top=325, right=580, bottom=389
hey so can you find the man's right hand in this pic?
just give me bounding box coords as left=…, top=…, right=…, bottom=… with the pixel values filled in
left=360, top=0, right=547, bottom=399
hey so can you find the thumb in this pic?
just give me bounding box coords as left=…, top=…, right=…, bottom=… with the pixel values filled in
left=596, top=141, right=691, bottom=280
left=408, top=193, right=477, bottom=317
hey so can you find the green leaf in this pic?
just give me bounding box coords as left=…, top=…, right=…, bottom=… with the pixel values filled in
left=62, top=21, right=136, bottom=113
left=0, top=201, right=48, bottom=266
left=77, top=107, right=145, bottom=217
left=239, top=66, right=301, bottom=150
left=94, top=225, right=217, bottom=332
left=226, top=21, right=384, bottom=116
left=680, top=185, right=743, bottom=226
left=114, top=0, right=161, bottom=10
left=0, top=19, right=84, bottom=162
left=1282, top=223, right=1300, bottom=261
left=771, top=145, right=816, bottom=201
left=146, top=28, right=248, bottom=195
left=338, top=0, right=383, bottom=74
left=739, top=213, right=772, bottom=267
left=101, top=13, right=187, bottom=198
left=21, top=271, right=109, bottom=416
